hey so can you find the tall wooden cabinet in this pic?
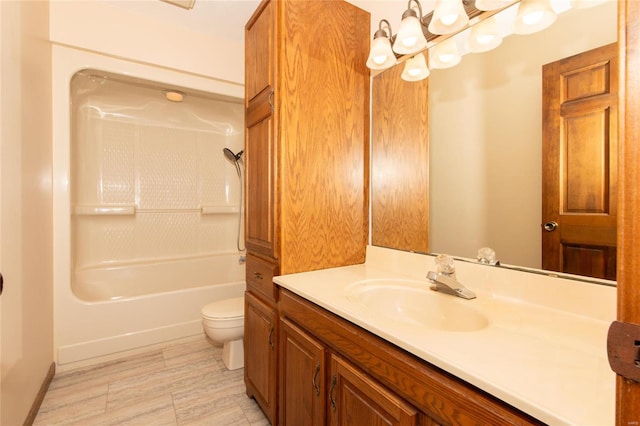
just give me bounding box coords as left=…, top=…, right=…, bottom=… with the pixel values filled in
left=243, top=1, right=370, bottom=424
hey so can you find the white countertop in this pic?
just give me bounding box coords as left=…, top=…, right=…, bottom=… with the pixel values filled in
left=273, top=246, right=616, bottom=425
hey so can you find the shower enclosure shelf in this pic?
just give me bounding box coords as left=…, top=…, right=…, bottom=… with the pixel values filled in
left=200, top=205, right=240, bottom=214
left=74, top=205, right=136, bottom=215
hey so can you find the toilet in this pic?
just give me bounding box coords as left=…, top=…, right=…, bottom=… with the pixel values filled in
left=201, top=296, right=245, bottom=370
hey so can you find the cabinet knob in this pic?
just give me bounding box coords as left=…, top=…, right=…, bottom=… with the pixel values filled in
left=253, top=271, right=263, bottom=280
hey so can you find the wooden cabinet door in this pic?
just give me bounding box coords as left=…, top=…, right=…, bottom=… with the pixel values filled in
left=328, top=354, right=418, bottom=426
left=245, top=0, right=275, bottom=104
left=279, top=318, right=326, bottom=426
left=244, top=291, right=278, bottom=424
left=245, top=92, right=277, bottom=259
left=245, top=0, right=278, bottom=260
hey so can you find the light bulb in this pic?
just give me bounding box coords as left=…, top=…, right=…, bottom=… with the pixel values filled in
left=523, top=10, right=544, bottom=25
left=401, top=53, right=430, bottom=81
left=430, top=37, right=461, bottom=69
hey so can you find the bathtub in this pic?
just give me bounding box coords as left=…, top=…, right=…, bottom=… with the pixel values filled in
left=73, top=253, right=245, bottom=302
left=56, top=252, right=246, bottom=368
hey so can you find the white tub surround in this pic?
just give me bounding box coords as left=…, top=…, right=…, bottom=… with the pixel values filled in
left=273, top=245, right=616, bottom=425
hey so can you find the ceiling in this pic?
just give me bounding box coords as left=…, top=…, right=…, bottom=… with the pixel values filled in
left=104, top=0, right=438, bottom=45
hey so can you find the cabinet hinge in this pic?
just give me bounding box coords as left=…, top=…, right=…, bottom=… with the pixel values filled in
left=607, top=320, right=640, bottom=382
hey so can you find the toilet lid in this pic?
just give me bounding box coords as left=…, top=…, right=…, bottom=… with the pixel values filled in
left=202, top=296, right=244, bottom=320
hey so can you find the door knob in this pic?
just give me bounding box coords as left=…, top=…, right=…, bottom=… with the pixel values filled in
left=543, top=221, right=558, bottom=232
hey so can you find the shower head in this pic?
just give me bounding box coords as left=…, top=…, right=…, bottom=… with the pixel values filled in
left=223, top=148, right=243, bottom=163
left=223, top=148, right=243, bottom=179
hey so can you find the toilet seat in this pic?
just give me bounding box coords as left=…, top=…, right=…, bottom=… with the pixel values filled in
left=202, top=296, right=244, bottom=320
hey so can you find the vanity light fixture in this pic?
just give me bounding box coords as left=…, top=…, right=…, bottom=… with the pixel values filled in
left=475, top=0, right=514, bottom=11
left=392, top=0, right=428, bottom=55
left=365, top=0, right=505, bottom=72
left=428, top=0, right=470, bottom=35
left=401, top=53, right=430, bottom=81
left=366, top=20, right=397, bottom=70
left=468, top=15, right=503, bottom=52
left=429, top=37, right=462, bottom=69
left=513, top=0, right=557, bottom=34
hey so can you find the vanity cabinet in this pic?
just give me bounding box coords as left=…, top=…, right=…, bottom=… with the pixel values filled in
left=279, top=316, right=419, bottom=426
left=244, top=0, right=369, bottom=423
left=244, top=290, right=278, bottom=423
left=278, top=287, right=545, bottom=426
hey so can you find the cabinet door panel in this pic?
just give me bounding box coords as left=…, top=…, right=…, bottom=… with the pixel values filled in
left=279, top=318, right=326, bottom=425
left=329, top=354, right=418, bottom=426
left=244, top=291, right=277, bottom=424
left=245, top=96, right=276, bottom=258
left=245, top=0, right=274, bottom=103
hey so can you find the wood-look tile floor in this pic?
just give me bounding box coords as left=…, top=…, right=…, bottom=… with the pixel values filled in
left=34, top=335, right=270, bottom=426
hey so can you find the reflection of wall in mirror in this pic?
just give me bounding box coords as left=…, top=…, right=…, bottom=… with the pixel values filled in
left=428, top=1, right=617, bottom=269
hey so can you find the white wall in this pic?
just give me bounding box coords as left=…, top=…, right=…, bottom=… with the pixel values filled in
left=49, top=0, right=245, bottom=84
left=0, top=1, right=54, bottom=424
left=429, top=2, right=617, bottom=268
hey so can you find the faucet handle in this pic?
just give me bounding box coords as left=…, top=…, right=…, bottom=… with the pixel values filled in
left=477, top=247, right=500, bottom=265
left=435, top=254, right=456, bottom=275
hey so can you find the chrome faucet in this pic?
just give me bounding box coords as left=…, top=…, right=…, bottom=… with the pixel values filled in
left=427, top=254, right=476, bottom=300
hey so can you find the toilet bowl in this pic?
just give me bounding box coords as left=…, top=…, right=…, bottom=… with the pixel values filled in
left=201, top=296, right=245, bottom=370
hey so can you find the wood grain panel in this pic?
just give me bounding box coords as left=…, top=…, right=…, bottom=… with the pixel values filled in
left=562, top=243, right=616, bottom=280
left=245, top=0, right=274, bottom=104
left=279, top=318, right=326, bottom=426
left=563, top=61, right=610, bottom=101
left=563, top=109, right=610, bottom=213
left=278, top=0, right=369, bottom=274
left=329, top=354, right=419, bottom=426
left=617, top=0, right=640, bottom=421
left=244, top=291, right=278, bottom=424
left=246, top=104, right=276, bottom=257
left=371, top=63, right=429, bottom=253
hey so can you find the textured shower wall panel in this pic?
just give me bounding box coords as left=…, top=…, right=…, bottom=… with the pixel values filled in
left=139, top=126, right=199, bottom=209
left=74, top=113, right=241, bottom=269
left=100, top=120, right=136, bottom=205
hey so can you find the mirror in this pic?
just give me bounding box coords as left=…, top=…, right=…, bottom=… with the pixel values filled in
left=372, top=1, right=618, bottom=282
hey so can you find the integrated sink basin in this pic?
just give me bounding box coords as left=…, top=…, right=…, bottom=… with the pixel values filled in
left=347, top=279, right=489, bottom=332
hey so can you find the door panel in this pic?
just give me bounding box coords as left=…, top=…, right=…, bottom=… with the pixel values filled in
left=279, top=318, right=325, bottom=426
left=542, top=42, right=618, bottom=280
left=328, top=354, right=418, bottom=426
left=244, top=291, right=277, bottom=423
